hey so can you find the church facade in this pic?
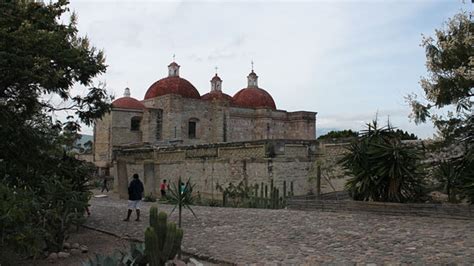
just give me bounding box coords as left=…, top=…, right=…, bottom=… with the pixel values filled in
left=94, top=61, right=320, bottom=199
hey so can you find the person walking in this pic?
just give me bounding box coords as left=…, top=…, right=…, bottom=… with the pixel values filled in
left=101, top=176, right=109, bottom=193
left=123, top=173, right=144, bottom=222
left=160, top=179, right=167, bottom=198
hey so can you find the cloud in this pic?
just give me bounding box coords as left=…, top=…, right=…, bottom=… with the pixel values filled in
left=64, top=1, right=459, bottom=139
left=207, top=35, right=246, bottom=61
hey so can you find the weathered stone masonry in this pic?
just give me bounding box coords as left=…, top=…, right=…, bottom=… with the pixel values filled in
left=113, top=140, right=321, bottom=199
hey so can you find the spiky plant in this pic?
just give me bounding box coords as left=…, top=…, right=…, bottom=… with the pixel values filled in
left=167, top=177, right=198, bottom=228
left=341, top=119, right=425, bottom=202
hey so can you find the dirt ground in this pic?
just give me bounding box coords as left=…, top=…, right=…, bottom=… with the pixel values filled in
left=15, top=227, right=131, bottom=266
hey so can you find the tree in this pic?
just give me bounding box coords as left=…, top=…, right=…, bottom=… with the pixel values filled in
left=406, top=11, right=473, bottom=203
left=340, top=119, right=425, bottom=203
left=0, top=0, right=111, bottom=258
left=393, top=129, right=418, bottom=140
left=406, top=11, right=473, bottom=144
left=317, top=130, right=359, bottom=141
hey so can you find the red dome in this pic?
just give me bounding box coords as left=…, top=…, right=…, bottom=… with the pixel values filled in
left=144, top=77, right=200, bottom=100
left=112, top=97, right=145, bottom=110
left=201, top=91, right=232, bottom=102
left=232, top=87, right=276, bottom=110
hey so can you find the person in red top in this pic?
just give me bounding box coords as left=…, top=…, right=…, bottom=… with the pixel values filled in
left=160, top=179, right=167, bottom=198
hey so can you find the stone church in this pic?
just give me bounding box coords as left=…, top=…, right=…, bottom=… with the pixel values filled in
left=94, top=61, right=320, bottom=199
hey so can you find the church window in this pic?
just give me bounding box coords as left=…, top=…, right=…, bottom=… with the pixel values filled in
left=188, top=118, right=199, bottom=139
left=131, top=117, right=141, bottom=131
left=156, top=109, right=163, bottom=140
left=188, top=121, right=196, bottom=139
left=267, top=123, right=271, bottom=139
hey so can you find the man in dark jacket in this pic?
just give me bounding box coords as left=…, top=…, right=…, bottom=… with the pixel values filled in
left=123, top=173, right=144, bottom=221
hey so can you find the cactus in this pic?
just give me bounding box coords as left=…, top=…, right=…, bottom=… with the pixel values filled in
left=170, top=227, right=184, bottom=260
left=149, top=206, right=159, bottom=230
left=145, top=227, right=160, bottom=266
left=161, top=223, right=176, bottom=260
left=156, top=212, right=167, bottom=251
left=144, top=206, right=183, bottom=266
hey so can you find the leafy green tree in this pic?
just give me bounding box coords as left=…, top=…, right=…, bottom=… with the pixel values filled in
left=0, top=0, right=111, bottom=257
left=340, top=120, right=425, bottom=202
left=406, top=11, right=472, bottom=144
left=393, top=129, right=418, bottom=140
left=406, top=11, right=473, bottom=203
left=317, top=129, right=358, bottom=140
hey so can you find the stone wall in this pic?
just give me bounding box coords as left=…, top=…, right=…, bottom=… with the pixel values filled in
left=317, top=142, right=352, bottom=193
left=111, top=109, right=144, bottom=145
left=142, top=95, right=226, bottom=146
left=227, top=107, right=316, bottom=142
left=113, top=140, right=320, bottom=199
left=140, top=94, right=316, bottom=145
left=94, top=108, right=144, bottom=168
left=93, top=113, right=111, bottom=168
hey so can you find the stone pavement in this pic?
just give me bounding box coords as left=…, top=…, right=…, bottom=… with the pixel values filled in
left=85, top=193, right=474, bottom=265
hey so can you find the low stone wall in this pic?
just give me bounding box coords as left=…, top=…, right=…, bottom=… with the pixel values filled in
left=113, top=139, right=320, bottom=200
left=287, top=199, right=474, bottom=219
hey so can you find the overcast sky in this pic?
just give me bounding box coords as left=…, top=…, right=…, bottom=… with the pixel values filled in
left=65, top=0, right=470, bottom=139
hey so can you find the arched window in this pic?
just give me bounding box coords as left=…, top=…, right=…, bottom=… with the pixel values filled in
left=188, top=118, right=199, bottom=139
left=131, top=117, right=141, bottom=131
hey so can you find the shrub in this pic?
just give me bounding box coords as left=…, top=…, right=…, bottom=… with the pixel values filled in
left=341, top=119, right=425, bottom=202
left=0, top=183, right=44, bottom=257
left=144, top=193, right=157, bottom=202
left=0, top=157, right=93, bottom=257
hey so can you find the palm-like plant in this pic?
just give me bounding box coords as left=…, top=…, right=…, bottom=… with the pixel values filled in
left=341, top=119, right=425, bottom=202
left=433, top=161, right=463, bottom=202
left=445, top=148, right=474, bottom=204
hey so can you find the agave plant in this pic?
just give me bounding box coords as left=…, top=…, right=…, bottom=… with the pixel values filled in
left=82, top=252, right=127, bottom=266
left=340, top=119, right=425, bottom=202
left=451, top=148, right=474, bottom=204
left=433, top=160, right=463, bottom=202
left=82, top=243, right=147, bottom=266
left=167, top=177, right=198, bottom=228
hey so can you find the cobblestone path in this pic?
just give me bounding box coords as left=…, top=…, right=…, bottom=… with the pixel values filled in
left=86, top=195, right=474, bottom=264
